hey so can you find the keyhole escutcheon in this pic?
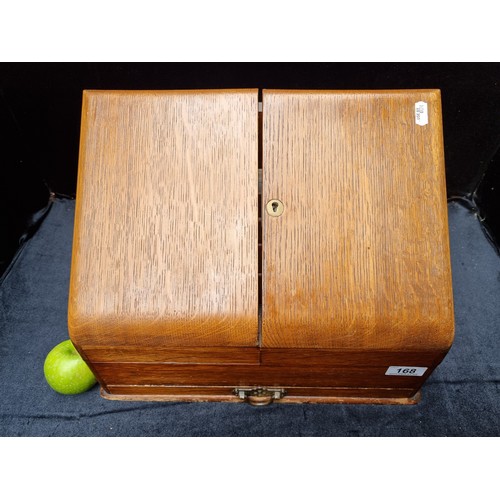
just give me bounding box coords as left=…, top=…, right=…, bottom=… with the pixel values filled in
left=266, top=199, right=284, bottom=217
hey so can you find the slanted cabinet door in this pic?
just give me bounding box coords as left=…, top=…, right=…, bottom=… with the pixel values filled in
left=69, top=89, right=260, bottom=349
left=261, top=90, right=454, bottom=350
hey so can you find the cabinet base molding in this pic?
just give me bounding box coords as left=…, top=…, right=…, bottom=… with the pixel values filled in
left=101, top=386, right=421, bottom=405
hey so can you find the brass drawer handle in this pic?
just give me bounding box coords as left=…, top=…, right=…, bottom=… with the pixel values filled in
left=234, top=387, right=287, bottom=406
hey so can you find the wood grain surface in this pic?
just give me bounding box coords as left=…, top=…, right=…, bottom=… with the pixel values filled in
left=81, top=346, right=260, bottom=364
left=93, top=362, right=424, bottom=388
left=262, top=90, right=454, bottom=349
left=69, top=90, right=259, bottom=348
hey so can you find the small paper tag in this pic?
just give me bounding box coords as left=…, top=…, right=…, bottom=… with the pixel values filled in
left=415, top=101, right=428, bottom=126
left=385, top=366, right=428, bottom=376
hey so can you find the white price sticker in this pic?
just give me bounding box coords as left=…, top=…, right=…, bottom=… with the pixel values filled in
left=385, top=366, right=428, bottom=376
left=415, top=101, right=428, bottom=126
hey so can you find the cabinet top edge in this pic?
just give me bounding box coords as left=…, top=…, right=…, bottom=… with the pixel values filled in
left=82, top=89, right=259, bottom=97
left=262, top=89, right=441, bottom=96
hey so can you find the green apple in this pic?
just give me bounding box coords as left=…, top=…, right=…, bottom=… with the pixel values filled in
left=44, top=339, right=97, bottom=394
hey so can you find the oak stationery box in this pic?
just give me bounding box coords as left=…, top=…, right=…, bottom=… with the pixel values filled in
left=68, top=89, right=454, bottom=405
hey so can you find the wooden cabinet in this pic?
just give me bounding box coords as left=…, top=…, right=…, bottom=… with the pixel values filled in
left=68, top=89, right=454, bottom=404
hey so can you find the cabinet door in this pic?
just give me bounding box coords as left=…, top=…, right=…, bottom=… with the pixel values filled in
left=261, top=90, right=454, bottom=350
left=69, top=90, right=259, bottom=348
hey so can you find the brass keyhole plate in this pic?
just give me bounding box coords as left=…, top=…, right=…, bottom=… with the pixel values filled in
left=266, top=199, right=284, bottom=217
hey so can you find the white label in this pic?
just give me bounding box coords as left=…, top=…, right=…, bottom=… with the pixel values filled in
left=415, top=101, right=428, bottom=126
left=385, top=366, right=428, bottom=376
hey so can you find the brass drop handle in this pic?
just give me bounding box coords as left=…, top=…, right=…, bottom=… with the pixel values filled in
left=234, top=387, right=287, bottom=406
